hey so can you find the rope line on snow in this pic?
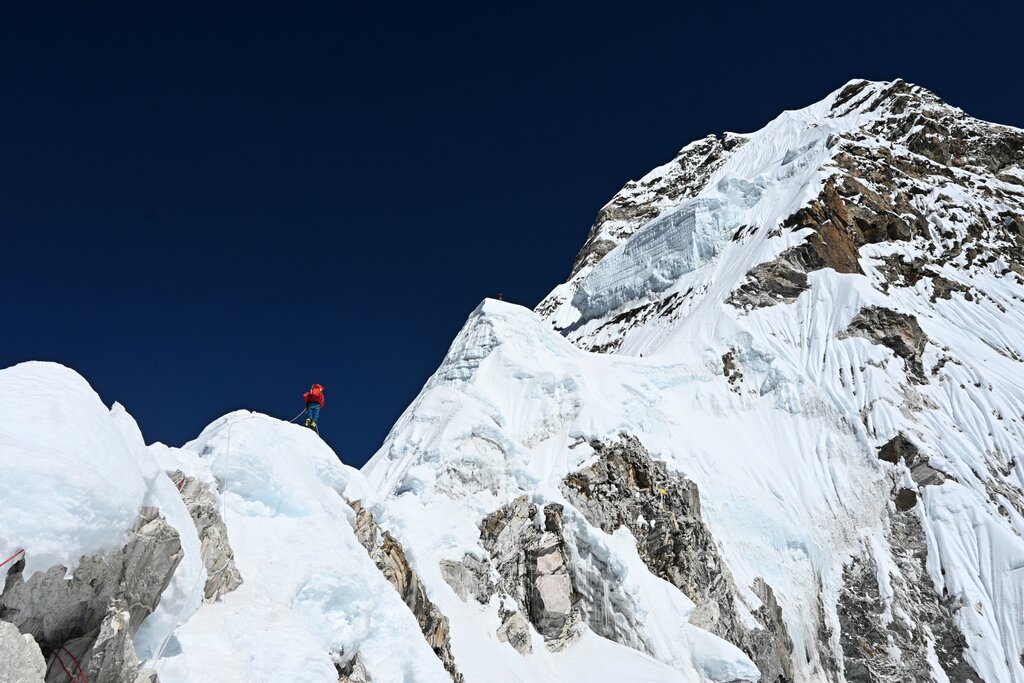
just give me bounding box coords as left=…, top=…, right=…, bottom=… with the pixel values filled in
left=0, top=548, right=24, bottom=570
left=151, top=410, right=275, bottom=665
left=153, top=408, right=328, bottom=668
left=59, top=645, right=89, bottom=683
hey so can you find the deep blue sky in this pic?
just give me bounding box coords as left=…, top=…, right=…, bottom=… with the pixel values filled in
left=3, top=2, right=1021, bottom=466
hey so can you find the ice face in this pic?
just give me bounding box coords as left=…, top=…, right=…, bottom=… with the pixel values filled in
left=572, top=177, right=767, bottom=321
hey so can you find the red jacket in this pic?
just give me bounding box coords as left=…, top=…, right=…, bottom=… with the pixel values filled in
left=304, top=384, right=325, bottom=407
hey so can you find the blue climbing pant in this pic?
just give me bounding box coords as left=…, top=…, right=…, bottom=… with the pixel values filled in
left=306, top=403, right=320, bottom=422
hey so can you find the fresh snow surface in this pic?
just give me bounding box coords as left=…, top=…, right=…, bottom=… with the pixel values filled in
left=366, top=80, right=1024, bottom=682
left=0, top=361, right=759, bottom=682
left=0, top=362, right=198, bottom=586
left=365, top=299, right=867, bottom=682
left=0, top=364, right=450, bottom=683
left=5, top=79, right=1024, bottom=683
left=148, top=412, right=450, bottom=683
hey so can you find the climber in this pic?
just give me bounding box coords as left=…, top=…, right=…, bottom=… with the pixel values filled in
left=303, top=383, right=325, bottom=430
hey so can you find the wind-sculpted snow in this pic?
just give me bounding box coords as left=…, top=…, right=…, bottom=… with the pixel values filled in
left=0, top=364, right=459, bottom=683
left=369, top=80, right=1024, bottom=682
left=0, top=363, right=175, bottom=578
left=5, top=78, right=1024, bottom=682
left=364, top=300, right=891, bottom=681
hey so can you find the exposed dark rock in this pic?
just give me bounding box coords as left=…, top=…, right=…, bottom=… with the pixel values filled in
left=748, top=579, right=793, bottom=683
left=929, top=274, right=970, bottom=303
left=169, top=471, right=243, bottom=602
left=561, top=436, right=792, bottom=682
left=877, top=435, right=947, bottom=488
left=781, top=179, right=868, bottom=268
left=336, top=652, right=372, bottom=683
left=1, top=507, right=182, bottom=683
left=830, top=80, right=872, bottom=112
left=877, top=434, right=916, bottom=464
left=841, top=307, right=929, bottom=384
left=479, top=497, right=577, bottom=647
left=894, top=488, right=918, bottom=512
left=727, top=249, right=812, bottom=309
left=348, top=501, right=463, bottom=683
left=729, top=178, right=868, bottom=311
left=874, top=255, right=928, bottom=292
left=722, top=350, right=743, bottom=391
left=837, top=510, right=981, bottom=682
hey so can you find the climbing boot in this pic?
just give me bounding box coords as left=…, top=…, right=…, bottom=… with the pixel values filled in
left=310, top=420, right=318, bottom=429
left=304, top=417, right=311, bottom=427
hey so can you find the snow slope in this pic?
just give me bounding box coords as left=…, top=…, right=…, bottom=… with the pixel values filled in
left=366, top=80, right=1024, bottom=682
left=3, top=78, right=1023, bottom=683
left=0, top=362, right=202, bottom=594
left=147, top=413, right=452, bottom=683
left=0, top=364, right=451, bottom=683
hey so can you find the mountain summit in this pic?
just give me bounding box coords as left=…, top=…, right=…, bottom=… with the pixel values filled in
left=3, top=79, right=1023, bottom=683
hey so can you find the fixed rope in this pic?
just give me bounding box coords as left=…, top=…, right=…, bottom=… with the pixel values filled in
left=4, top=408, right=315, bottom=680
left=150, top=410, right=263, bottom=664
left=59, top=645, right=89, bottom=683
left=0, top=548, right=24, bottom=570
left=52, top=650, right=76, bottom=682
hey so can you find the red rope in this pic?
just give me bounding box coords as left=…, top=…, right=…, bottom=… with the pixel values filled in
left=60, top=645, right=89, bottom=683
left=0, top=548, right=24, bottom=569
left=52, top=650, right=77, bottom=683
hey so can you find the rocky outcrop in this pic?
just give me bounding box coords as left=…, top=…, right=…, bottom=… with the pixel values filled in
left=438, top=554, right=493, bottom=605
left=495, top=610, right=532, bottom=655
left=349, top=501, right=463, bottom=683
left=730, top=80, right=1023, bottom=318
left=536, top=134, right=746, bottom=323
left=478, top=497, right=578, bottom=647
left=0, top=619, right=45, bottom=683
left=837, top=508, right=981, bottom=682
left=841, top=307, right=928, bottom=383
left=336, top=652, right=372, bottom=683
left=728, top=177, right=866, bottom=311
left=568, top=134, right=747, bottom=278
left=1, top=507, right=182, bottom=683
left=561, top=436, right=793, bottom=682
left=876, top=434, right=946, bottom=487
left=169, top=471, right=243, bottom=602
left=831, top=79, right=1024, bottom=179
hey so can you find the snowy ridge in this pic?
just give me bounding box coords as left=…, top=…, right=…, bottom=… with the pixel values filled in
left=3, top=78, right=1024, bottom=683
left=365, top=298, right=885, bottom=681
left=148, top=412, right=451, bottom=683
left=0, top=364, right=452, bottom=683
left=366, top=79, right=1024, bottom=682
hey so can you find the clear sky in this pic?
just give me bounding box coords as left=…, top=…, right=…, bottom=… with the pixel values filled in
left=3, top=2, right=1021, bottom=466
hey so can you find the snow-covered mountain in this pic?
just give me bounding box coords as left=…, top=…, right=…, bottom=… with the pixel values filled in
left=3, top=79, right=1024, bottom=683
